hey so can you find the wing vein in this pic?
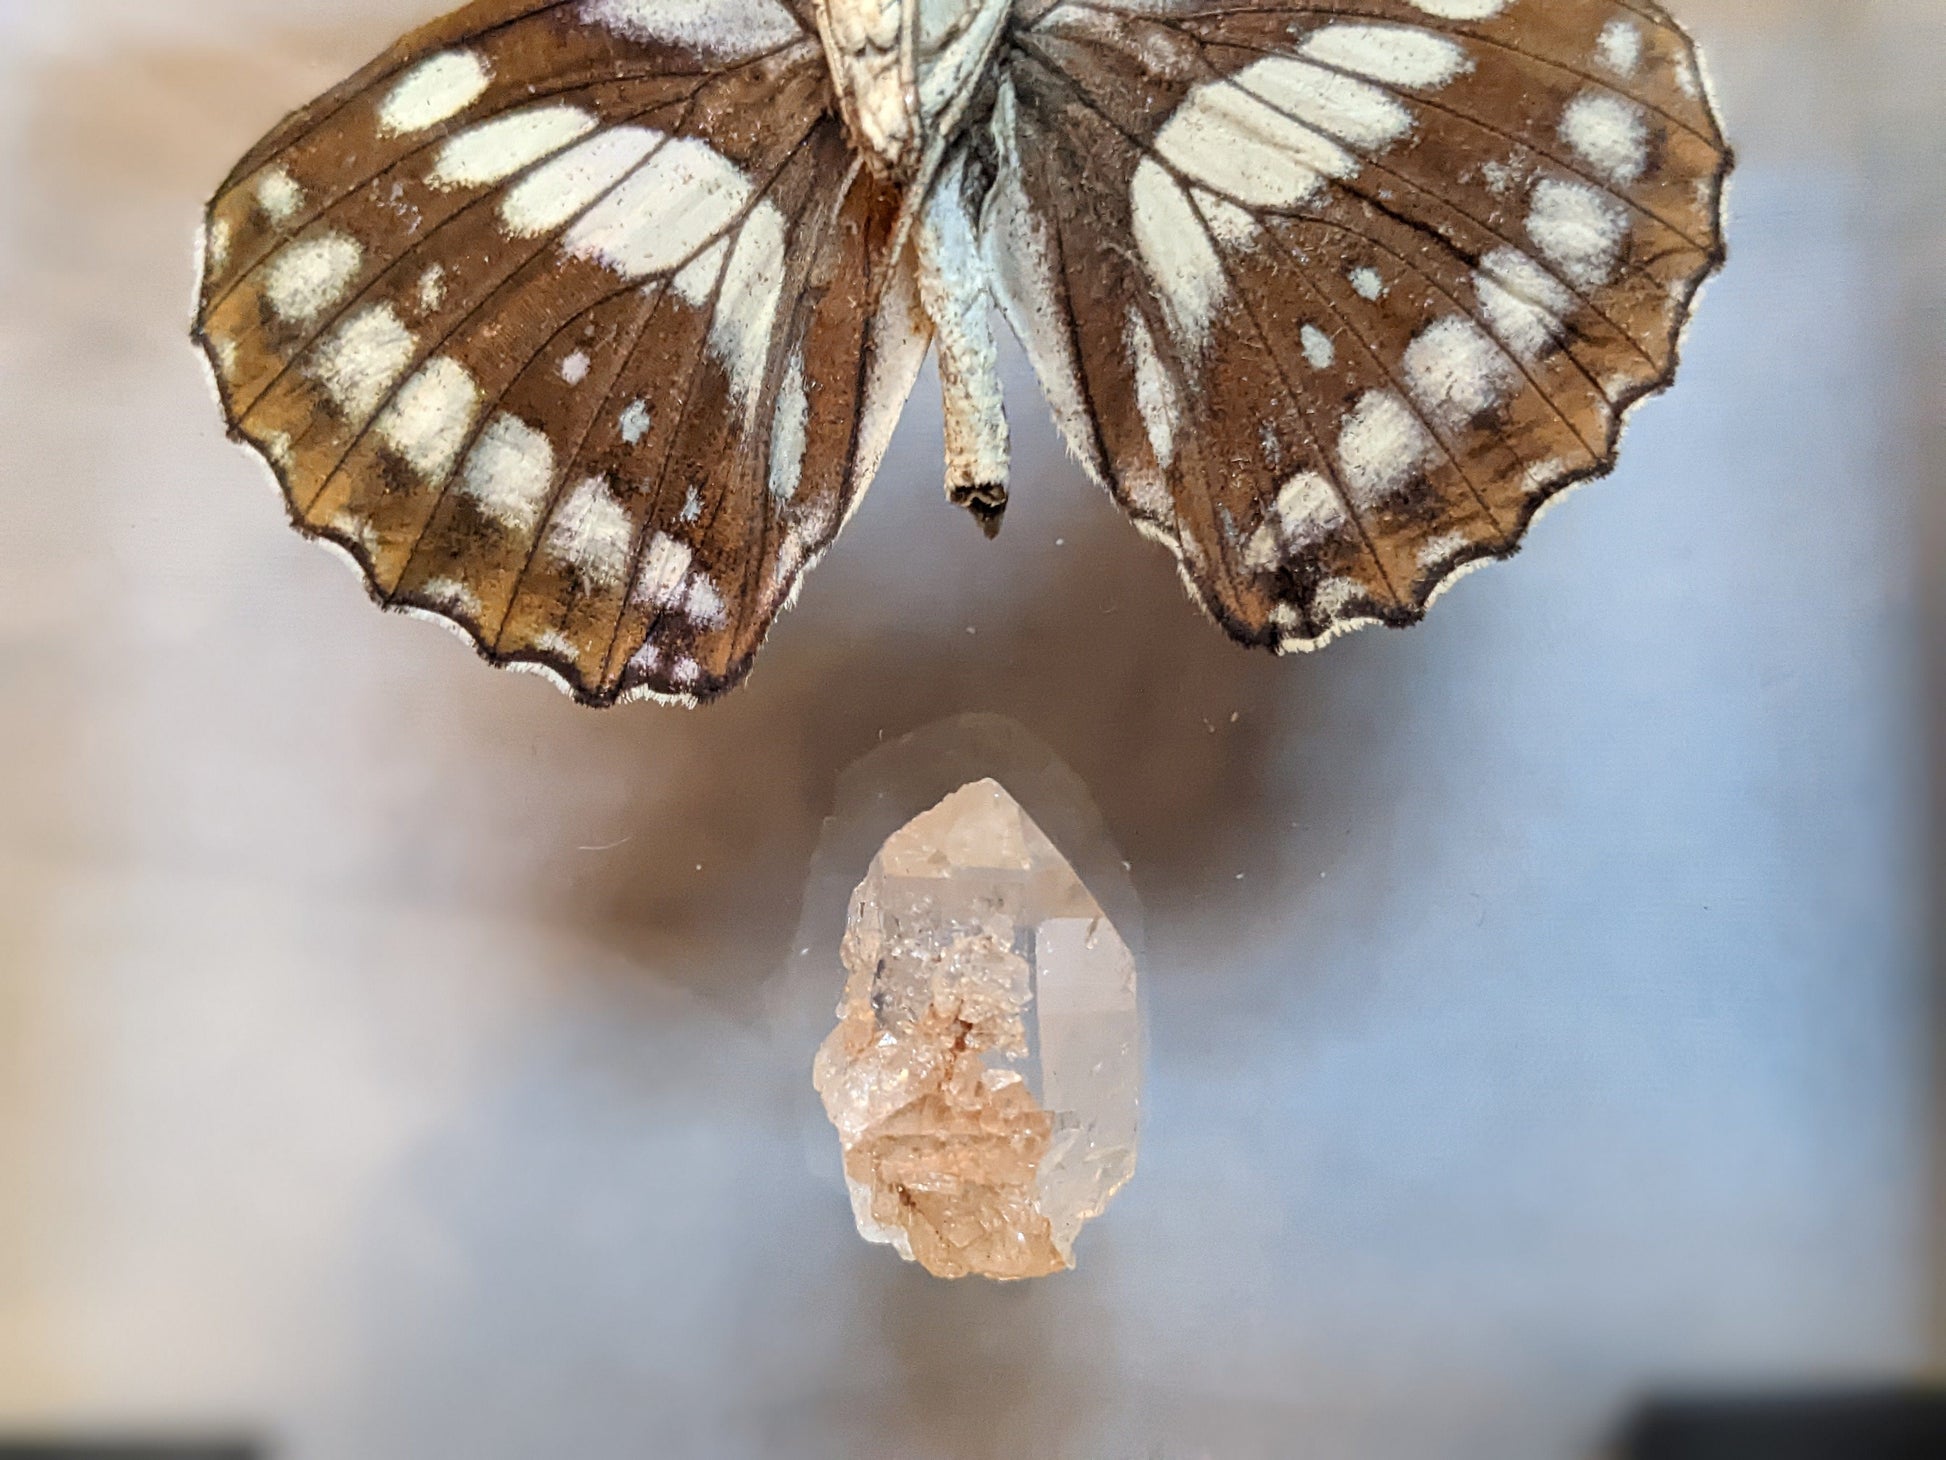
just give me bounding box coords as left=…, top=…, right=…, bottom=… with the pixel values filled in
left=720, top=161, right=855, bottom=656
left=1015, top=51, right=1404, bottom=608
left=489, top=280, right=672, bottom=655
left=1151, top=40, right=1607, bottom=522
left=287, top=90, right=815, bottom=528
left=1287, top=209, right=1610, bottom=458
left=1183, top=188, right=1486, bottom=584
left=233, top=92, right=730, bottom=428
left=203, top=37, right=805, bottom=321
left=590, top=148, right=818, bottom=689
left=696, top=155, right=840, bottom=661
left=1165, top=20, right=1714, bottom=254
left=387, top=140, right=812, bottom=625
left=1052, top=1, right=1721, bottom=145
left=1026, top=137, right=1121, bottom=492
left=1015, top=31, right=1668, bottom=376
left=1016, top=40, right=1506, bottom=546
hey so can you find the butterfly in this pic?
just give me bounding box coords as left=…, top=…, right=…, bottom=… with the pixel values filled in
left=193, top=0, right=1730, bottom=705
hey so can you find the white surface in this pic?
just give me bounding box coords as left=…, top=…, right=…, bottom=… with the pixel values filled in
left=0, top=3, right=1939, bottom=1457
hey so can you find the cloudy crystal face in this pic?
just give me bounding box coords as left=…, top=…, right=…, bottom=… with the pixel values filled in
left=813, top=779, right=1140, bottom=1279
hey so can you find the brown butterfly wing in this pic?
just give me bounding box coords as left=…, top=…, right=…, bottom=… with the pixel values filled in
left=989, top=0, right=1731, bottom=650
left=195, top=0, right=929, bottom=704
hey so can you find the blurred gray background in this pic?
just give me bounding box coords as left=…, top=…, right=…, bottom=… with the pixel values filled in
left=1, top=2, right=1941, bottom=1457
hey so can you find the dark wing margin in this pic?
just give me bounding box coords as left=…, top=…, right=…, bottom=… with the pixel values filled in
left=193, top=0, right=930, bottom=705
left=987, top=0, right=1731, bottom=652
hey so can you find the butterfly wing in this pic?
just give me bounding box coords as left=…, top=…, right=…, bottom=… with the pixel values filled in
left=195, top=0, right=930, bottom=704
left=987, top=0, right=1731, bottom=650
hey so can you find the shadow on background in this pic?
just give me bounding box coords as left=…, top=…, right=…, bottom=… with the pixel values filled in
left=4, top=20, right=1415, bottom=1020
left=1611, top=1390, right=1946, bottom=1460
left=7, top=3, right=1943, bottom=1456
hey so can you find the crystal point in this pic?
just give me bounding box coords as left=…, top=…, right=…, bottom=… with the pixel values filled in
left=813, top=779, right=1139, bottom=1279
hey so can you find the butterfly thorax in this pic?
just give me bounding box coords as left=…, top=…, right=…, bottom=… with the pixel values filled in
left=813, top=0, right=1012, bottom=180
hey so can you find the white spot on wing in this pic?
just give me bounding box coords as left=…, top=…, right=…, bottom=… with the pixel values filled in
left=673, top=236, right=728, bottom=304
left=1673, top=56, right=1701, bottom=100
left=1126, top=472, right=1173, bottom=522
left=1194, top=190, right=1258, bottom=247
left=308, top=304, right=416, bottom=427
left=1337, top=389, right=1429, bottom=507
left=708, top=199, right=788, bottom=407
left=1275, top=471, right=1343, bottom=540
left=420, top=576, right=482, bottom=618
left=327, top=506, right=380, bottom=558
left=1475, top=246, right=1574, bottom=360
left=502, top=127, right=666, bottom=237
left=376, top=356, right=481, bottom=483
left=263, top=232, right=362, bottom=326
left=206, top=218, right=233, bottom=274
left=635, top=532, right=693, bottom=607
left=767, top=349, right=809, bottom=502
left=1300, top=24, right=1471, bottom=89
left=683, top=573, right=727, bottom=628
left=1245, top=470, right=1343, bottom=569
left=255, top=168, right=303, bottom=225
left=1350, top=266, right=1384, bottom=300
left=619, top=399, right=652, bottom=444
left=1131, top=159, right=1227, bottom=353
left=1405, top=0, right=1507, bottom=19
left=1232, top=58, right=1415, bottom=152
left=1561, top=92, right=1649, bottom=187
left=844, top=266, right=929, bottom=500
left=564, top=136, right=755, bottom=282
left=769, top=527, right=813, bottom=595
left=580, top=0, right=801, bottom=57
left=1287, top=575, right=1383, bottom=651
left=1524, top=457, right=1573, bottom=497
left=1152, top=72, right=1349, bottom=214
left=417, top=265, right=447, bottom=313
left=459, top=413, right=556, bottom=532
left=430, top=105, right=598, bottom=188
left=1596, top=19, right=1643, bottom=77
left=560, top=350, right=591, bottom=385
left=547, top=475, right=634, bottom=587
left=531, top=628, right=581, bottom=662
left=1127, top=310, right=1178, bottom=469
left=1527, top=176, right=1629, bottom=287
left=1403, top=315, right=1517, bottom=426
left=1314, top=578, right=1363, bottom=618
left=1300, top=323, right=1335, bottom=369
left=379, top=51, right=491, bottom=136
left=1417, top=530, right=1471, bottom=571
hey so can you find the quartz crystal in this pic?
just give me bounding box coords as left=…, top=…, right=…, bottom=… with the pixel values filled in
left=813, top=779, right=1139, bottom=1279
